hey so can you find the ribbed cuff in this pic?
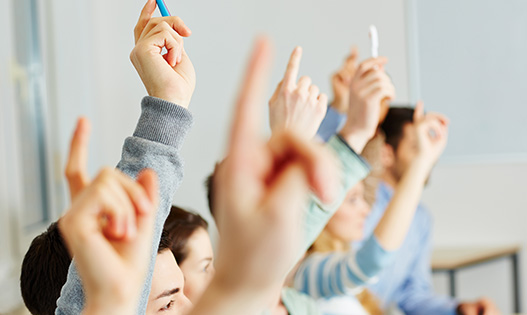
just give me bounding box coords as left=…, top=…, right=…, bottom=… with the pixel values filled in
left=133, top=96, right=194, bottom=150
left=331, top=135, right=371, bottom=173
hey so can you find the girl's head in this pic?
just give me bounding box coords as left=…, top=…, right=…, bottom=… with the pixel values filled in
left=164, top=206, right=215, bottom=303
left=311, top=181, right=371, bottom=254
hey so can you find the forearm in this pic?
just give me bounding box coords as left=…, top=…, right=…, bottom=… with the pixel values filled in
left=400, top=293, right=458, bottom=315
left=56, top=97, right=193, bottom=314
left=190, top=278, right=272, bottom=315
left=295, top=236, right=394, bottom=298
left=373, top=157, right=429, bottom=250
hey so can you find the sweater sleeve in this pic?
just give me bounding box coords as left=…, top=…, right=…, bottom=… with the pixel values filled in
left=294, top=235, right=395, bottom=299
left=55, top=96, right=193, bottom=315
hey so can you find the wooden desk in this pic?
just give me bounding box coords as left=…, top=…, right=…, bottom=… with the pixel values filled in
left=432, top=245, right=521, bottom=313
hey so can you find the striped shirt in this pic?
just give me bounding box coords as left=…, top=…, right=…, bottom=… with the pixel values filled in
left=294, top=235, right=394, bottom=299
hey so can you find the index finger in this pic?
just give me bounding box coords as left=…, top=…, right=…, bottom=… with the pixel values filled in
left=413, top=100, right=424, bottom=122
left=343, top=46, right=359, bottom=72
left=282, top=46, right=302, bottom=90
left=134, top=0, right=157, bottom=43
left=228, top=36, right=273, bottom=158
left=65, top=117, right=91, bottom=200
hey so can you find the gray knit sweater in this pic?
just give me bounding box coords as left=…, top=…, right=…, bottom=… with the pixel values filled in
left=55, top=96, right=193, bottom=314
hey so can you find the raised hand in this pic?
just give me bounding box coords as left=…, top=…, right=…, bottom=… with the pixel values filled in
left=130, top=0, right=195, bottom=107
left=458, top=298, right=501, bottom=315
left=59, top=168, right=159, bottom=315
left=331, top=47, right=359, bottom=113
left=413, top=101, right=449, bottom=169
left=339, top=57, right=395, bottom=153
left=269, top=47, right=328, bottom=139
left=192, top=38, right=338, bottom=315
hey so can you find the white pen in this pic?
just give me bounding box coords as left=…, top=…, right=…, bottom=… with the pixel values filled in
left=369, top=25, right=379, bottom=58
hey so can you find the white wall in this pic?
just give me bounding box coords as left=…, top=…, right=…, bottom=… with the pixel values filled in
left=424, top=161, right=527, bottom=313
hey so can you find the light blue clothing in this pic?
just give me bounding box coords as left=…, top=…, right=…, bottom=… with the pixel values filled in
left=294, top=236, right=394, bottom=299
left=316, top=106, right=347, bottom=142
left=281, top=287, right=321, bottom=315
left=356, top=182, right=458, bottom=315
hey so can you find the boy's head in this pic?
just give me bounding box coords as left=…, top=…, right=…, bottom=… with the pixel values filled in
left=21, top=222, right=192, bottom=315
left=147, top=230, right=192, bottom=314
left=20, top=221, right=71, bottom=315
left=380, top=107, right=421, bottom=183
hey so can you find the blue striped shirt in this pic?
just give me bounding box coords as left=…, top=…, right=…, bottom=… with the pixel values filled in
left=294, top=236, right=394, bottom=299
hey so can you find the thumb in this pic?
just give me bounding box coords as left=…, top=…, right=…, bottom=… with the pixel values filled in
left=136, top=169, right=159, bottom=214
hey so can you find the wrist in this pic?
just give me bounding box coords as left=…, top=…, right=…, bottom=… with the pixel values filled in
left=331, top=98, right=348, bottom=113
left=84, top=300, right=136, bottom=315
left=338, top=126, right=371, bottom=153
left=406, top=156, right=434, bottom=183
left=412, top=154, right=435, bottom=171
left=193, top=275, right=272, bottom=315
left=149, top=92, right=191, bottom=108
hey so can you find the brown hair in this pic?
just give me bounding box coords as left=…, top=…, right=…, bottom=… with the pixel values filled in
left=164, top=206, right=209, bottom=264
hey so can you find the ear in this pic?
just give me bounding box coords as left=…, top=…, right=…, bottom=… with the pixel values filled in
left=380, top=143, right=395, bottom=170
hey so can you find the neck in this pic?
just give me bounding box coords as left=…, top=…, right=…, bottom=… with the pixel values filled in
left=331, top=238, right=347, bottom=251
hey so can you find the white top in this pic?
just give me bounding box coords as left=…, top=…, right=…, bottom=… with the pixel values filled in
left=317, top=294, right=370, bottom=315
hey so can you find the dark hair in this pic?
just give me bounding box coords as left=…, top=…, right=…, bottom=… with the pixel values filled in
left=158, top=229, right=172, bottom=253
left=21, top=222, right=173, bottom=315
left=379, top=107, right=415, bottom=151
left=204, top=173, right=215, bottom=217
left=164, top=206, right=209, bottom=264
left=20, top=221, right=71, bottom=315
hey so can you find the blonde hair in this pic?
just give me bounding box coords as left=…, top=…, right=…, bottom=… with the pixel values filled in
left=309, top=134, right=386, bottom=315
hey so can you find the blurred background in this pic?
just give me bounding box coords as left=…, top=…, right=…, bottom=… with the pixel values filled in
left=1, top=0, right=526, bottom=313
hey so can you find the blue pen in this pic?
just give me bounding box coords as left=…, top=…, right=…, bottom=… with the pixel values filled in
left=156, top=0, right=171, bottom=16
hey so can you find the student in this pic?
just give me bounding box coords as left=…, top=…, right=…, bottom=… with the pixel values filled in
left=21, top=114, right=195, bottom=315
left=295, top=101, right=450, bottom=314
left=56, top=1, right=196, bottom=313
left=357, top=107, right=499, bottom=315
left=316, top=50, right=500, bottom=315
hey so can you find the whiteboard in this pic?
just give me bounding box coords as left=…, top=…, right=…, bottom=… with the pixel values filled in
left=407, top=0, right=527, bottom=162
